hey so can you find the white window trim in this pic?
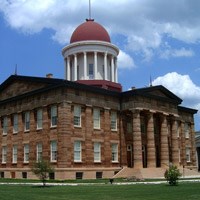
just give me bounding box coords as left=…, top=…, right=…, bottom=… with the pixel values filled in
left=74, top=141, right=82, bottom=162
left=93, top=108, right=100, bottom=129
left=12, top=145, right=17, bottom=164
left=51, top=106, right=57, bottom=128
left=50, top=141, right=57, bottom=162
left=111, top=111, right=117, bottom=131
left=2, top=146, right=7, bottom=164
left=24, top=111, right=30, bottom=132
left=186, top=148, right=191, bottom=163
left=24, top=144, right=29, bottom=163
left=37, top=109, right=43, bottom=130
left=185, top=123, right=190, bottom=139
left=74, top=105, right=81, bottom=127
left=111, top=143, right=118, bottom=163
left=37, top=143, right=43, bottom=162
left=13, top=114, right=18, bottom=134
left=94, top=142, right=101, bottom=163
left=3, top=117, right=8, bottom=135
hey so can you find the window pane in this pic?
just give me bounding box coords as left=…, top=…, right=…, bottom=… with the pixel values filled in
left=74, top=106, right=81, bottom=127
left=24, top=144, right=29, bottom=162
left=37, top=143, right=42, bottom=161
left=13, top=114, right=18, bottom=133
left=93, top=108, right=100, bottom=129
left=111, top=112, right=117, bottom=130
left=74, top=141, right=81, bottom=162
left=111, top=144, right=118, bottom=162
left=51, top=106, right=57, bottom=127
left=13, top=145, right=17, bottom=163
left=24, top=112, right=30, bottom=131
left=94, top=142, right=101, bottom=162
left=3, top=117, right=8, bottom=134
left=51, top=141, right=57, bottom=162
left=37, top=109, right=43, bottom=129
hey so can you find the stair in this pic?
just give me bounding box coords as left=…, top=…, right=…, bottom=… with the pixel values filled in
left=113, top=167, right=200, bottom=179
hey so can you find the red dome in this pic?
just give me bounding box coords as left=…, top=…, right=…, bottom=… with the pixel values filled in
left=70, top=19, right=111, bottom=43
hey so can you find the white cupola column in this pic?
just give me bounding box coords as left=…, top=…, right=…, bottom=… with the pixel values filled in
left=67, top=56, right=71, bottom=81
left=115, top=57, right=118, bottom=83
left=94, top=51, right=98, bottom=79
left=83, top=52, right=87, bottom=80
left=111, top=56, right=115, bottom=82
left=104, top=52, right=108, bottom=80
left=74, top=54, right=77, bottom=81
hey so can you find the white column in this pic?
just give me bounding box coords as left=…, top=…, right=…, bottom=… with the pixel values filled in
left=115, top=57, right=118, bottom=83
left=84, top=52, right=87, bottom=80
left=104, top=53, right=108, bottom=80
left=74, top=54, right=77, bottom=81
left=111, top=56, right=114, bottom=82
left=94, top=51, right=98, bottom=79
left=67, top=56, right=71, bottom=81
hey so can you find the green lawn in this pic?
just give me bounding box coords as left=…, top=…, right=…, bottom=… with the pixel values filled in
left=0, top=182, right=199, bottom=200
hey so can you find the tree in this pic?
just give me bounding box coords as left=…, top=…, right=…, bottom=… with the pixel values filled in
left=31, top=160, right=54, bottom=187
left=164, top=165, right=181, bottom=186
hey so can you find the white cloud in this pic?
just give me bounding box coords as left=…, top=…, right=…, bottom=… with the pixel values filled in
left=118, top=50, right=135, bottom=70
left=1, top=0, right=200, bottom=60
left=152, top=72, right=200, bottom=110
left=160, top=47, right=194, bottom=59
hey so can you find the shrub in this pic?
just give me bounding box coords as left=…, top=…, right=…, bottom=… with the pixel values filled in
left=31, top=160, right=54, bottom=186
left=164, top=165, right=181, bottom=186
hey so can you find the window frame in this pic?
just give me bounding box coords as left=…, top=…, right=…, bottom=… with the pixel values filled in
left=24, top=111, right=30, bottom=132
left=111, top=111, right=117, bottom=131
left=51, top=106, right=57, bottom=127
left=2, top=117, right=8, bottom=135
left=2, top=146, right=7, bottom=164
left=50, top=141, right=57, bottom=162
left=37, top=143, right=43, bottom=162
left=184, top=123, right=190, bottom=138
left=111, top=143, right=118, bottom=163
left=74, top=141, right=82, bottom=162
left=74, top=105, right=81, bottom=127
left=12, top=145, right=18, bottom=164
left=36, top=109, right=43, bottom=130
left=24, top=144, right=29, bottom=163
left=94, top=142, right=101, bottom=163
left=13, top=114, right=18, bottom=134
left=186, top=147, right=191, bottom=162
left=93, top=108, right=100, bottom=129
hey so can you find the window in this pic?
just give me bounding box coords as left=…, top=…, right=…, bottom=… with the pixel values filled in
left=93, top=108, right=100, bottom=129
left=51, top=141, right=57, bottom=162
left=89, top=64, right=94, bottom=79
left=13, top=114, right=18, bottom=133
left=51, top=106, right=57, bottom=127
left=37, top=143, right=42, bottom=162
left=94, top=142, right=101, bottom=162
left=74, top=105, right=81, bottom=127
left=22, top=172, right=27, bottom=179
left=2, top=117, right=8, bottom=135
left=12, top=145, right=17, bottom=163
left=2, top=146, right=7, bottom=163
left=24, top=111, right=30, bottom=131
left=111, top=144, right=118, bottom=162
left=111, top=111, right=117, bottom=131
left=96, top=172, right=103, bottom=179
left=186, top=148, right=190, bottom=162
left=185, top=123, right=190, bottom=138
left=24, top=144, right=29, bottom=163
left=178, top=148, right=181, bottom=163
left=37, top=109, right=43, bottom=129
left=74, top=141, right=81, bottom=162
left=76, top=172, right=83, bottom=179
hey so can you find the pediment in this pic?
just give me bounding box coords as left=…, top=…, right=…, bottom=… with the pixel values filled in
left=0, top=75, right=56, bottom=101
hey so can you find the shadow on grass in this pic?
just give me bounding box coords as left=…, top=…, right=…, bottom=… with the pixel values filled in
left=31, top=185, right=54, bottom=188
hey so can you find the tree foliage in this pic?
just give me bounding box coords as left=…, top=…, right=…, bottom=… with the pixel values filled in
left=31, top=160, right=54, bottom=186
left=164, top=165, right=181, bottom=186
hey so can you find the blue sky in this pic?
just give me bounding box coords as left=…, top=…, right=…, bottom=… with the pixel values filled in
left=1, top=0, right=200, bottom=130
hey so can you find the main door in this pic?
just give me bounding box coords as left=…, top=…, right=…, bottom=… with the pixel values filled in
left=127, top=144, right=133, bottom=168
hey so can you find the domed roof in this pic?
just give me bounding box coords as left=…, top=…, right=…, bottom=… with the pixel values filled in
left=70, top=19, right=111, bottom=43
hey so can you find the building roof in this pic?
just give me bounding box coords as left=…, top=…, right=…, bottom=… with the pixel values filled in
left=70, top=19, right=111, bottom=43
left=0, top=75, right=198, bottom=115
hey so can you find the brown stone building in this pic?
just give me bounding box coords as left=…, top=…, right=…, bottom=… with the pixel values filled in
left=0, top=19, right=198, bottom=180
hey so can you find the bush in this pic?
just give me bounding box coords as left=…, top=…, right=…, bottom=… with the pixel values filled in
left=164, top=165, right=181, bottom=186
left=31, top=160, right=54, bottom=186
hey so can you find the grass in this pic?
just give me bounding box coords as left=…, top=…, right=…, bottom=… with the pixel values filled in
left=0, top=182, right=200, bottom=200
